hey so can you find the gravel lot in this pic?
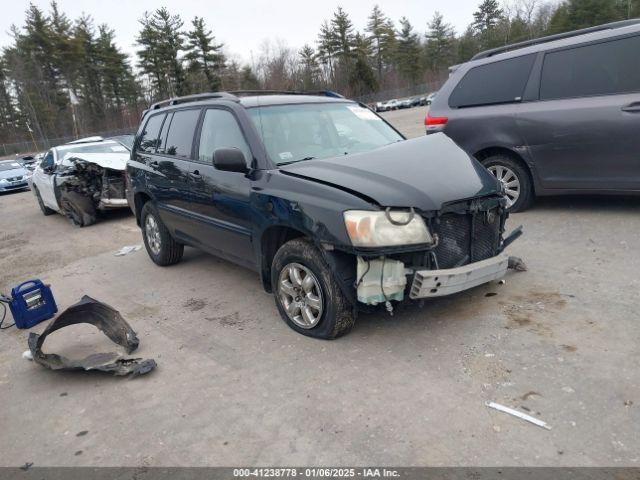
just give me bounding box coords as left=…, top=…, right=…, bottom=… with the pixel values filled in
left=1, top=105, right=639, bottom=467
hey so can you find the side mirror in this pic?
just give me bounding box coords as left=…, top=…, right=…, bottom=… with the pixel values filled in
left=213, top=148, right=248, bottom=174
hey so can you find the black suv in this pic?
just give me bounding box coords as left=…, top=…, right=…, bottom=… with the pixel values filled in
left=427, top=20, right=640, bottom=212
left=127, top=91, right=521, bottom=338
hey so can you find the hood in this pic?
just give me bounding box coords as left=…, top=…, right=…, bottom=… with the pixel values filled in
left=279, top=133, right=500, bottom=212
left=63, top=152, right=129, bottom=171
left=0, top=164, right=28, bottom=180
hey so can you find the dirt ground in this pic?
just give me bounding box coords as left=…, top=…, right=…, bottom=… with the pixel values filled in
left=0, top=106, right=639, bottom=466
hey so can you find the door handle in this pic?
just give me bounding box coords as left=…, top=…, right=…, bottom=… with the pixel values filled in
left=192, top=169, right=201, bottom=177
left=621, top=102, right=640, bottom=113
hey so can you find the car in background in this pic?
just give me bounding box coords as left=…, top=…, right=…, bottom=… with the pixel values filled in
left=399, top=98, right=412, bottom=109
left=425, top=92, right=437, bottom=105
left=30, top=138, right=130, bottom=226
left=17, top=154, right=39, bottom=173
left=385, top=99, right=400, bottom=110
left=127, top=91, right=521, bottom=339
left=410, top=96, right=422, bottom=107
left=426, top=19, right=640, bottom=211
left=0, top=161, right=30, bottom=193
left=375, top=101, right=386, bottom=112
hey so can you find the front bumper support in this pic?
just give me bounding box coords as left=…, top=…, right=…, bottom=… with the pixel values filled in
left=409, top=254, right=509, bottom=299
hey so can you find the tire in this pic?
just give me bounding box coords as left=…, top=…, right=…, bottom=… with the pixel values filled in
left=59, top=191, right=96, bottom=227
left=271, top=238, right=355, bottom=339
left=481, top=154, right=534, bottom=213
left=34, top=187, right=55, bottom=216
left=141, top=201, right=184, bottom=266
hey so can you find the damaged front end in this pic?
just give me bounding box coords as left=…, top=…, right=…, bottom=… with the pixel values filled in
left=348, top=195, right=523, bottom=307
left=55, top=156, right=128, bottom=227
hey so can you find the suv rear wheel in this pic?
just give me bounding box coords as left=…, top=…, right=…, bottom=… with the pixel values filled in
left=482, top=155, right=533, bottom=212
left=272, top=238, right=355, bottom=339
left=141, top=202, right=184, bottom=266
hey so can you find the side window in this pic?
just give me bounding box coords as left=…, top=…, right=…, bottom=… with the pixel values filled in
left=540, top=35, right=640, bottom=100
left=449, top=54, right=536, bottom=108
left=40, top=150, right=54, bottom=170
left=198, top=109, right=252, bottom=164
left=138, top=114, right=165, bottom=154
left=164, top=109, right=201, bottom=158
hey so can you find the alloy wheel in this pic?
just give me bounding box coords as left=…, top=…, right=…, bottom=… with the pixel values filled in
left=278, top=263, right=324, bottom=329
left=488, top=165, right=521, bottom=208
left=145, top=214, right=162, bottom=255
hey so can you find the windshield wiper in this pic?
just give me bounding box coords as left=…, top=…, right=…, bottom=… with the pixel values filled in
left=278, top=156, right=317, bottom=166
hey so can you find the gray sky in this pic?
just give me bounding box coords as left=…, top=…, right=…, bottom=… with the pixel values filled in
left=1, top=0, right=480, bottom=64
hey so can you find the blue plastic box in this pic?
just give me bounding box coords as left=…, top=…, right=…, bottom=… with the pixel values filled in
left=9, top=280, right=58, bottom=329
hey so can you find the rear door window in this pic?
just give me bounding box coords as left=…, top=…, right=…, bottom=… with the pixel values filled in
left=540, top=35, right=640, bottom=100
left=449, top=54, right=536, bottom=108
left=138, top=113, right=165, bottom=154
left=198, top=109, right=252, bottom=163
left=164, top=109, right=201, bottom=158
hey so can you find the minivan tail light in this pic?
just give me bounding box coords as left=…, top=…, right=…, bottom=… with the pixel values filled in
left=425, top=113, right=448, bottom=126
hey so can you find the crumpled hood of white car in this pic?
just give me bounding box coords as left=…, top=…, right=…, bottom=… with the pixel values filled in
left=63, top=152, right=129, bottom=171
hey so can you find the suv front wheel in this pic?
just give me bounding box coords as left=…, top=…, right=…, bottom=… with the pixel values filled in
left=272, top=238, right=355, bottom=339
left=482, top=155, right=533, bottom=212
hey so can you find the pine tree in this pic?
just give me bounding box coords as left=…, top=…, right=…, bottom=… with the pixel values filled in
left=349, top=33, right=377, bottom=96
left=185, top=16, right=225, bottom=92
left=365, top=5, right=396, bottom=82
left=472, top=0, right=504, bottom=49
left=298, top=45, right=321, bottom=90
left=424, top=12, right=456, bottom=73
left=136, top=8, right=186, bottom=99
left=395, top=17, right=422, bottom=85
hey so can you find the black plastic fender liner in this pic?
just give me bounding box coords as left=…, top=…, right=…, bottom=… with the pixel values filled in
left=27, top=296, right=156, bottom=377
left=59, top=190, right=97, bottom=227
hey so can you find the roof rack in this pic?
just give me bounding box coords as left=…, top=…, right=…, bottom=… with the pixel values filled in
left=471, top=18, right=640, bottom=60
left=148, top=92, right=239, bottom=111
left=230, top=90, right=344, bottom=99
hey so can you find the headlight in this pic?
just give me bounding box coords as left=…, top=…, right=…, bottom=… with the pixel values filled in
left=0, top=178, right=7, bottom=184
left=344, top=209, right=433, bottom=247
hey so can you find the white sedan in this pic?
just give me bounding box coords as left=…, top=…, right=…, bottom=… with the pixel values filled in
left=30, top=138, right=131, bottom=227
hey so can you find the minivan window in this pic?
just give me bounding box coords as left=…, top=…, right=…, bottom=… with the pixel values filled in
left=164, top=109, right=200, bottom=158
left=540, top=35, right=640, bottom=100
left=198, top=109, right=252, bottom=163
left=449, top=54, right=536, bottom=108
left=138, top=114, right=165, bottom=154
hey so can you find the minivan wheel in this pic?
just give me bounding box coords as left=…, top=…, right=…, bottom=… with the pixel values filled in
left=272, top=238, right=355, bottom=339
left=34, top=187, right=55, bottom=216
left=141, top=202, right=184, bottom=266
left=482, top=155, right=533, bottom=212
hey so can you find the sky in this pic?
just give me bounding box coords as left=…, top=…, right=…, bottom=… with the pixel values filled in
left=1, top=0, right=481, bottom=65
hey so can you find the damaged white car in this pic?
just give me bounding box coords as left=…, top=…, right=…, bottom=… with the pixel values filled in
left=29, top=138, right=130, bottom=227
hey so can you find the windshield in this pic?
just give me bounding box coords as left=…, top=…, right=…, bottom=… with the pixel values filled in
left=248, top=103, right=403, bottom=166
left=0, top=162, right=24, bottom=172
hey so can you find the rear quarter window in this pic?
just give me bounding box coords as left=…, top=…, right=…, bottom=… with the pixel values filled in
left=449, top=54, right=536, bottom=108
left=540, top=35, right=640, bottom=100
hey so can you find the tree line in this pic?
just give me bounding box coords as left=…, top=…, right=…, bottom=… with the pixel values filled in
left=1, top=0, right=638, bottom=150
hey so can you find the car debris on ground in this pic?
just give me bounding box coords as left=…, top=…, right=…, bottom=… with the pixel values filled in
left=114, top=245, right=142, bottom=256
left=485, top=401, right=552, bottom=430
left=27, top=295, right=156, bottom=377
